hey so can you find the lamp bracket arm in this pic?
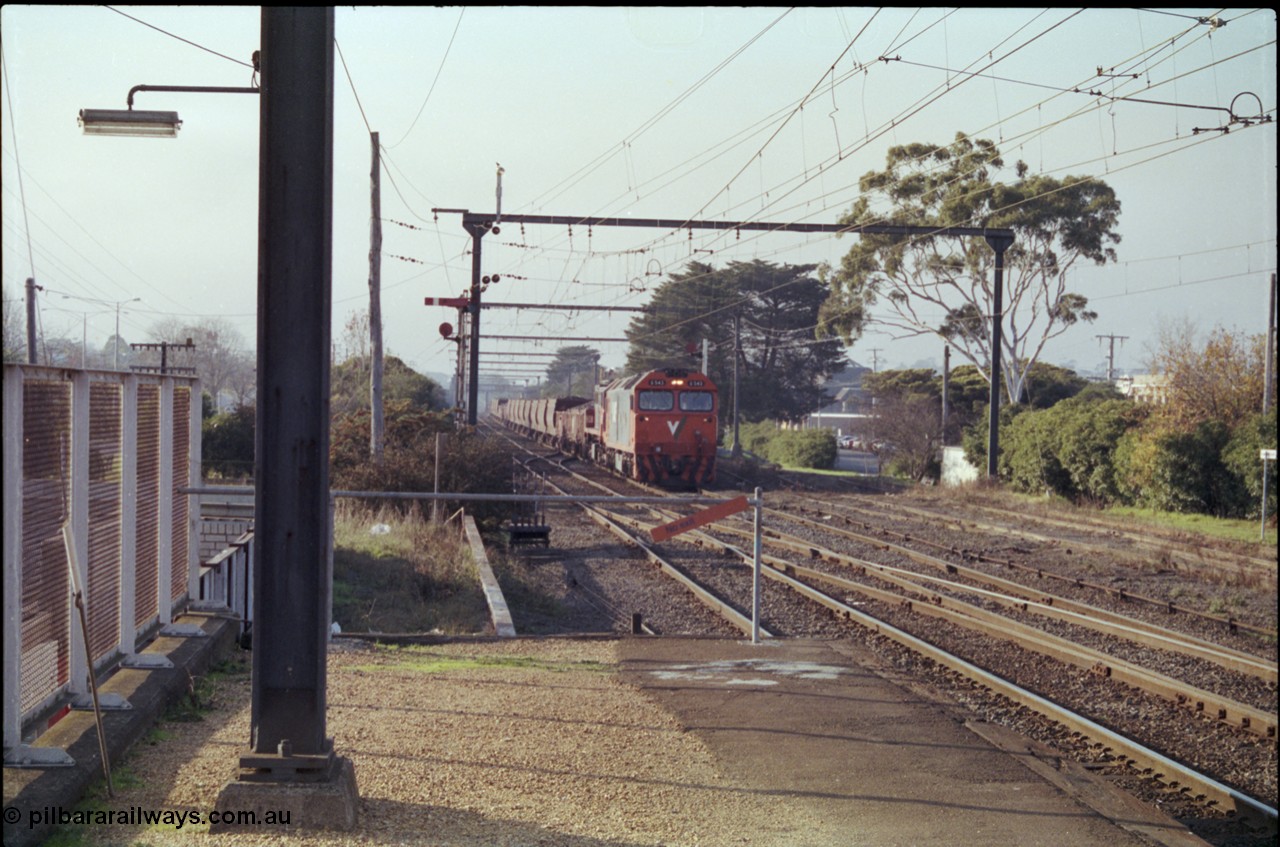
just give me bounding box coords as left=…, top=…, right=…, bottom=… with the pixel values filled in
left=127, top=84, right=260, bottom=109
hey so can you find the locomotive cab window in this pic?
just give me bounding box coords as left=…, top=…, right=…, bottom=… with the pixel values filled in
left=679, top=391, right=714, bottom=412
left=638, top=390, right=674, bottom=411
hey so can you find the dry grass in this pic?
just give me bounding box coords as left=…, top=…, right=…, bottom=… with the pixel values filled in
left=332, top=504, right=491, bottom=635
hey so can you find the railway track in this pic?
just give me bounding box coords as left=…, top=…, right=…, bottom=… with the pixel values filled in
left=487, top=422, right=1278, bottom=837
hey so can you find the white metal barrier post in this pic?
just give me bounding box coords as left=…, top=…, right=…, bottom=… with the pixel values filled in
left=752, top=487, right=762, bottom=645
left=67, top=371, right=91, bottom=700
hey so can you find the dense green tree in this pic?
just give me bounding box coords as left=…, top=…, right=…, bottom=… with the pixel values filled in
left=862, top=368, right=939, bottom=401
left=202, top=404, right=256, bottom=480
left=542, top=345, right=600, bottom=397
left=331, top=354, right=445, bottom=417
left=625, top=260, right=847, bottom=424
left=821, top=132, right=1120, bottom=407
left=1019, top=362, right=1090, bottom=408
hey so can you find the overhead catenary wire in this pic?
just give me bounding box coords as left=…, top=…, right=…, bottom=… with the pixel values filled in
left=387, top=7, right=465, bottom=149
left=102, top=5, right=256, bottom=69
left=2, top=40, right=37, bottom=282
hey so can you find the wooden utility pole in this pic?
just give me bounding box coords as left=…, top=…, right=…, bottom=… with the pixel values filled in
left=26, top=278, right=38, bottom=364
left=1096, top=333, right=1128, bottom=381
left=369, top=131, right=384, bottom=461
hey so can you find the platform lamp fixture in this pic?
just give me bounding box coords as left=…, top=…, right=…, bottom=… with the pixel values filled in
left=78, top=83, right=259, bottom=138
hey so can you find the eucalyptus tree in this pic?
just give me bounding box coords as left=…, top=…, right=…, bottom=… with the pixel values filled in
left=821, top=132, right=1121, bottom=406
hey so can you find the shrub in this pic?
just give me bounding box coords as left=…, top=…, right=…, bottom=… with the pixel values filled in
left=767, top=429, right=837, bottom=470
left=202, top=404, right=255, bottom=480
left=986, top=396, right=1140, bottom=503
left=1220, top=409, right=1276, bottom=520
left=1115, top=420, right=1246, bottom=517
left=331, top=402, right=514, bottom=526
left=728, top=421, right=836, bottom=470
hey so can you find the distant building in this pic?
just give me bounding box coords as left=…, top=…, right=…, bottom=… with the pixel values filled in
left=802, top=360, right=874, bottom=435
left=1114, top=374, right=1170, bottom=405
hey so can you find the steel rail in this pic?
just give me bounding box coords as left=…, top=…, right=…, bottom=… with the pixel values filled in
left=787, top=558, right=1277, bottom=740
left=817, top=495, right=1277, bottom=589
left=951, top=500, right=1278, bottom=575
left=654, top=519, right=1278, bottom=819
left=758, top=561, right=1279, bottom=823
left=491, top=430, right=1276, bottom=819
left=771, top=505, right=1279, bottom=665
left=810, top=498, right=1279, bottom=638
left=628, top=509, right=1277, bottom=739
left=489, top=431, right=771, bottom=639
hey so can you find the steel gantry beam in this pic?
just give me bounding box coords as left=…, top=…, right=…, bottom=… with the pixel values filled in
left=433, top=209, right=1014, bottom=471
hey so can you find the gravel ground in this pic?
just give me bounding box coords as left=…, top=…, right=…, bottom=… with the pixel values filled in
left=59, top=638, right=810, bottom=846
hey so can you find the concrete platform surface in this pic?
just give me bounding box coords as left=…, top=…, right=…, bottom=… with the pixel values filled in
left=618, top=636, right=1207, bottom=847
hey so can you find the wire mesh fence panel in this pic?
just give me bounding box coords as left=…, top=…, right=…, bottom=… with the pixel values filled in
left=170, top=385, right=190, bottom=602
left=19, top=377, right=72, bottom=715
left=134, top=382, right=161, bottom=630
left=88, top=380, right=123, bottom=664
left=6, top=366, right=202, bottom=737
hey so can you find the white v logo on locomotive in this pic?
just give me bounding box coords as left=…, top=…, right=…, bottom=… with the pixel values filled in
left=666, top=417, right=687, bottom=438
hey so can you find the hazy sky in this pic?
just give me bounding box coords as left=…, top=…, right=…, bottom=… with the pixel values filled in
left=2, top=7, right=1275, bottom=386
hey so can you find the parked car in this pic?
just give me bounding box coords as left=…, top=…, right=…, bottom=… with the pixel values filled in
left=837, top=435, right=856, bottom=449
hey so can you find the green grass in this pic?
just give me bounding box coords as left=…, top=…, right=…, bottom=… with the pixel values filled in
left=1103, top=505, right=1278, bottom=548
left=352, top=646, right=611, bottom=676
left=41, top=766, right=148, bottom=847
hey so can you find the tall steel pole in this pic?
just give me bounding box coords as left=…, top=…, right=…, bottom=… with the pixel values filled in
left=984, top=234, right=1014, bottom=479
left=464, top=220, right=487, bottom=425
left=251, top=5, right=335, bottom=764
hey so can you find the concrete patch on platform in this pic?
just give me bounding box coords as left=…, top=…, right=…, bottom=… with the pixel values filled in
left=649, top=658, right=848, bottom=686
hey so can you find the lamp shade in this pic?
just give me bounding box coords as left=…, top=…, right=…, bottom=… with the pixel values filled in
left=79, top=108, right=182, bottom=138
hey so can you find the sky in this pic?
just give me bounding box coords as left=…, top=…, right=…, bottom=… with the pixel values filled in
left=2, top=7, right=1276, bottom=390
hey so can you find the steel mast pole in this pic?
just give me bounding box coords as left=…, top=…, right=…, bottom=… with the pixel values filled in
left=984, top=234, right=1014, bottom=479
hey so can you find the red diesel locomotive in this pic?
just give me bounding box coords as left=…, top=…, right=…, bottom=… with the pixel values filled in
left=493, top=368, right=718, bottom=487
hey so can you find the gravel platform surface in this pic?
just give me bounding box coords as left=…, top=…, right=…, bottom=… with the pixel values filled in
left=55, top=638, right=812, bottom=846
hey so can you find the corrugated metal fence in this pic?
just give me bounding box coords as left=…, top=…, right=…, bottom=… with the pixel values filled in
left=3, top=364, right=201, bottom=752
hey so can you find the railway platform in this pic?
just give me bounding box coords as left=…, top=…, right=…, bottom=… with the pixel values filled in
left=618, top=636, right=1210, bottom=847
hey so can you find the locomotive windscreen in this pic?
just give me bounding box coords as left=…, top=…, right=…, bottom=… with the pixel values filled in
left=679, top=391, right=714, bottom=412
left=638, top=390, right=674, bottom=411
